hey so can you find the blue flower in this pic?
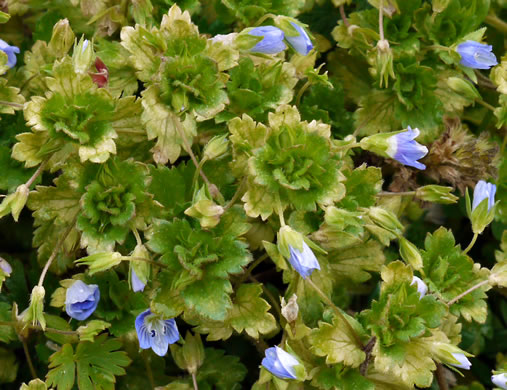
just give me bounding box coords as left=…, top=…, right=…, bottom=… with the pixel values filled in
left=248, top=26, right=286, bottom=55
left=386, top=126, right=428, bottom=170
left=449, top=353, right=472, bottom=370
left=457, top=41, right=498, bottom=70
left=411, top=276, right=428, bottom=299
left=0, top=258, right=12, bottom=275
left=0, top=39, right=20, bottom=69
left=285, top=22, right=313, bottom=55
left=65, top=280, right=100, bottom=321
left=472, top=180, right=496, bottom=212
left=262, top=346, right=299, bottom=380
left=135, top=309, right=179, bottom=356
left=288, top=241, right=320, bottom=279
left=492, top=373, right=507, bottom=390
left=131, top=269, right=146, bottom=292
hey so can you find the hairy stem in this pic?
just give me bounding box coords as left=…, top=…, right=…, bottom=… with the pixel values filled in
left=447, top=279, right=489, bottom=306
left=38, top=214, right=78, bottom=287
left=131, top=227, right=143, bottom=247
left=295, top=80, right=311, bottom=107
left=463, top=233, right=478, bottom=255
left=306, top=278, right=364, bottom=348
left=26, top=159, right=49, bottom=188
left=192, top=372, right=199, bottom=390
left=378, top=0, right=385, bottom=41
left=20, top=335, right=38, bottom=379
left=435, top=363, right=449, bottom=390
left=476, top=99, right=496, bottom=112
left=339, top=5, right=351, bottom=29
left=122, top=256, right=169, bottom=269
left=359, top=336, right=376, bottom=376
left=224, top=177, right=246, bottom=211
left=485, top=14, right=507, bottom=35
left=0, top=100, right=24, bottom=108
left=0, top=321, right=78, bottom=335
left=377, top=191, right=416, bottom=197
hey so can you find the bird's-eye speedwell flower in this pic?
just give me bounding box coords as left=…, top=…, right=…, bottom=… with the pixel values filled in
left=65, top=280, right=100, bottom=321
left=135, top=309, right=179, bottom=356
left=449, top=352, right=472, bottom=370
left=411, top=276, right=428, bottom=299
left=131, top=269, right=146, bottom=292
left=285, top=22, right=313, bottom=55
left=0, top=258, right=12, bottom=275
left=386, top=126, right=428, bottom=170
left=492, top=373, right=507, bottom=389
left=0, top=39, right=20, bottom=69
left=457, top=40, right=498, bottom=70
left=248, top=26, right=286, bottom=55
left=288, top=242, right=320, bottom=279
left=262, top=346, right=300, bottom=380
left=472, top=180, right=496, bottom=212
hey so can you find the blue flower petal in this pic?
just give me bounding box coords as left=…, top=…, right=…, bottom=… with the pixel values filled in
left=131, top=269, right=146, bottom=292
left=285, top=22, right=313, bottom=55
left=164, top=319, right=180, bottom=344
left=262, top=346, right=298, bottom=380
left=457, top=40, right=498, bottom=70
left=387, top=126, right=428, bottom=170
left=288, top=241, right=320, bottom=279
left=0, top=39, right=20, bottom=69
left=135, top=309, right=152, bottom=349
left=472, top=180, right=496, bottom=211
left=249, top=26, right=287, bottom=55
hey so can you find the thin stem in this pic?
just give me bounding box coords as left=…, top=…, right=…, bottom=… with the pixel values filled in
left=435, top=363, right=449, bottom=390
left=295, top=80, right=311, bottom=106
left=26, top=159, right=49, bottom=188
left=476, top=99, right=496, bottom=112
left=377, top=191, right=416, bottom=197
left=447, top=279, right=489, bottom=306
left=333, top=142, right=361, bottom=152
left=254, top=13, right=277, bottom=27
left=0, top=100, right=24, bottom=108
left=131, top=228, right=142, bottom=247
left=173, top=116, right=222, bottom=200
left=463, top=233, right=478, bottom=255
left=485, top=14, right=507, bottom=35
left=306, top=278, right=364, bottom=349
left=359, top=336, right=376, bottom=376
left=0, top=321, right=78, bottom=335
left=142, top=351, right=155, bottom=389
left=235, top=253, right=269, bottom=288
left=378, top=0, right=385, bottom=41
left=223, top=177, right=246, bottom=211
left=191, top=372, right=199, bottom=390
left=275, top=195, right=286, bottom=227
left=20, top=336, right=37, bottom=379
left=339, top=5, right=351, bottom=29
left=38, top=214, right=78, bottom=287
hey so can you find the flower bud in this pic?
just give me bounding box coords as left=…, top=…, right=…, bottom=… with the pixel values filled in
left=415, top=185, right=459, bottom=204
left=447, top=77, right=480, bottom=100
left=432, top=0, right=451, bottom=12
left=411, top=276, right=428, bottom=299
left=238, top=26, right=286, bottom=55
left=274, top=16, right=313, bottom=56
left=203, top=134, right=229, bottom=161
left=281, top=294, right=299, bottom=323
left=368, top=207, right=404, bottom=236
left=277, top=226, right=321, bottom=279
left=170, top=332, right=205, bottom=375
left=48, top=19, right=75, bottom=57
left=262, top=346, right=306, bottom=380
left=492, top=373, right=507, bottom=390
left=466, top=180, right=496, bottom=234
left=432, top=342, right=472, bottom=370
left=0, top=184, right=29, bottom=222
left=0, top=257, right=12, bottom=275
left=375, top=40, right=395, bottom=88
left=24, top=286, right=46, bottom=330
left=399, top=237, right=423, bottom=270
left=130, top=244, right=150, bottom=292
left=73, top=37, right=94, bottom=74
left=184, top=185, right=224, bottom=229
left=74, top=252, right=122, bottom=275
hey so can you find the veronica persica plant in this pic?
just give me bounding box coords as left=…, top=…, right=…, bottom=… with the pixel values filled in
left=411, top=276, right=428, bottom=299
left=135, top=309, right=180, bottom=356
left=0, top=38, right=20, bottom=68
left=248, top=26, right=286, bottom=54
left=131, top=269, right=146, bottom=292
left=65, top=280, right=100, bottom=321
left=467, top=180, right=497, bottom=234
left=0, top=258, right=12, bottom=275
left=449, top=353, right=472, bottom=370
left=262, top=346, right=302, bottom=380
left=457, top=40, right=498, bottom=70
left=288, top=242, right=320, bottom=279
left=285, top=22, right=313, bottom=55
left=386, top=126, right=428, bottom=170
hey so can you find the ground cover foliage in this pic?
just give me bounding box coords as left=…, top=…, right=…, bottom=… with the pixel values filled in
left=0, top=0, right=506, bottom=389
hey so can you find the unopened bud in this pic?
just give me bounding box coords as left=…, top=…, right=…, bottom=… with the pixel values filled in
left=184, top=185, right=224, bottom=229
left=399, top=237, right=423, bottom=270
left=48, top=19, right=75, bottom=57
left=203, top=134, right=229, bottom=161
left=24, top=286, right=46, bottom=330
left=447, top=77, right=480, bottom=100
left=432, top=0, right=451, bottom=13
left=0, top=184, right=29, bottom=222
left=73, top=37, right=94, bottom=74
left=74, top=252, right=122, bottom=275
left=130, top=244, right=150, bottom=292
left=368, top=207, right=404, bottom=235
left=281, top=294, right=299, bottom=323
left=416, top=185, right=459, bottom=204
left=170, top=332, right=205, bottom=375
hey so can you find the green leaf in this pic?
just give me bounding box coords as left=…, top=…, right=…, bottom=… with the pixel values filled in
left=186, top=283, right=277, bottom=341
left=46, top=344, right=76, bottom=390
left=309, top=314, right=367, bottom=367
left=0, top=145, right=34, bottom=192
left=341, top=164, right=383, bottom=209
left=20, top=379, right=48, bottom=390
left=0, top=78, right=25, bottom=115
left=0, top=346, right=18, bottom=383
left=74, top=335, right=131, bottom=390
left=422, top=227, right=490, bottom=322
left=311, top=365, right=374, bottom=390
left=77, top=320, right=112, bottom=342
left=196, top=348, right=247, bottom=390
left=0, top=303, right=16, bottom=343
